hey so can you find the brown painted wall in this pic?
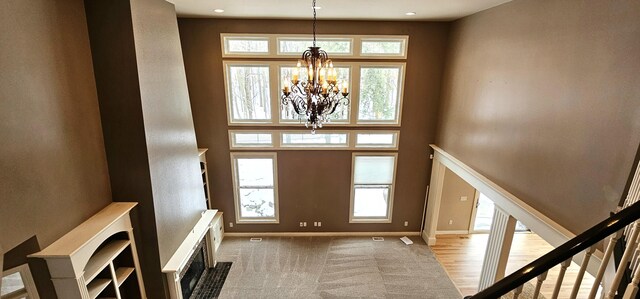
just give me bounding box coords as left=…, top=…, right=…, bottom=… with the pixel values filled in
left=437, top=0, right=640, bottom=234
left=85, top=0, right=205, bottom=296
left=178, top=19, right=450, bottom=232
left=0, top=0, right=112, bottom=296
left=437, top=169, right=476, bottom=231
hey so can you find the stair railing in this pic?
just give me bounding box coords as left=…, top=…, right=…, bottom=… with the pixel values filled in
left=468, top=157, right=640, bottom=299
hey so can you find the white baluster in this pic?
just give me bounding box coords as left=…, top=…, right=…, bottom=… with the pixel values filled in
left=512, top=285, right=523, bottom=299
left=533, top=271, right=547, bottom=299
left=606, top=221, right=640, bottom=299
left=552, top=259, right=572, bottom=299
left=589, top=230, right=623, bottom=299
left=570, top=245, right=596, bottom=299
left=622, top=245, right=640, bottom=299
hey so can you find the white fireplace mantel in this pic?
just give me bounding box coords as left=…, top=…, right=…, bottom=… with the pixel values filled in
left=162, top=209, right=218, bottom=299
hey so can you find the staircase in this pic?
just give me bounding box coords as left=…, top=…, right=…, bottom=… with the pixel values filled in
left=466, top=151, right=640, bottom=299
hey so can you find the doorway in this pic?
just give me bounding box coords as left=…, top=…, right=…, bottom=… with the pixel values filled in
left=470, top=192, right=529, bottom=233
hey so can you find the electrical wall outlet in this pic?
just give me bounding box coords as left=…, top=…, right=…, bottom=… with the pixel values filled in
left=460, top=196, right=468, bottom=202
left=314, top=222, right=318, bottom=227
left=299, top=222, right=303, bottom=227
left=303, top=222, right=307, bottom=227
left=318, top=222, right=322, bottom=227
left=449, top=220, right=453, bottom=225
left=404, top=221, right=409, bottom=227
left=229, top=222, right=234, bottom=228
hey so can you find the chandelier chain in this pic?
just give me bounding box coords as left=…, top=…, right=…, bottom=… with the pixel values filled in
left=312, top=0, right=317, bottom=46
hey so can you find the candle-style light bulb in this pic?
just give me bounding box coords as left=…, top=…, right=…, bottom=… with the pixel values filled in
left=283, top=79, right=290, bottom=94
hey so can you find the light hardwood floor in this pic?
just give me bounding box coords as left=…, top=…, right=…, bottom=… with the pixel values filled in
left=431, top=233, right=600, bottom=299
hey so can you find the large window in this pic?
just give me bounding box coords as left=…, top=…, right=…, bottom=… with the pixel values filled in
left=358, top=65, right=404, bottom=124
left=222, top=34, right=407, bottom=126
left=350, top=153, right=397, bottom=223
left=225, top=64, right=272, bottom=123
left=231, top=153, right=279, bottom=223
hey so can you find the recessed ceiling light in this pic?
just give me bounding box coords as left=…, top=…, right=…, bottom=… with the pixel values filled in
left=405, top=12, right=416, bottom=16
left=313, top=6, right=322, bottom=9
left=214, top=8, right=225, bottom=13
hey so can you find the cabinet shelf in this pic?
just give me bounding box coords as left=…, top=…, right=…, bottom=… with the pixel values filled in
left=83, top=240, right=130, bottom=283
left=30, top=203, right=145, bottom=299
left=87, top=278, right=111, bottom=299
left=115, top=267, right=135, bottom=287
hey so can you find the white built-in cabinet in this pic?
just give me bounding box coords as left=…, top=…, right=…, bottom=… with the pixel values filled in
left=31, top=203, right=145, bottom=299
left=198, top=148, right=212, bottom=209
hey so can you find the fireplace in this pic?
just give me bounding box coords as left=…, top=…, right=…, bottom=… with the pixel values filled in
left=179, top=239, right=208, bottom=299
left=162, top=210, right=218, bottom=299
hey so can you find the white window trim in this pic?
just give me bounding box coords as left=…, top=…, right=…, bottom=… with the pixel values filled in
left=355, top=63, right=406, bottom=125
left=229, top=130, right=400, bottom=150
left=354, top=131, right=400, bottom=149
left=221, top=35, right=272, bottom=56
left=349, top=152, right=398, bottom=223
left=276, top=36, right=355, bottom=57
left=224, top=61, right=406, bottom=126
left=230, top=152, right=280, bottom=224
left=359, top=37, right=408, bottom=58
left=1, top=264, right=40, bottom=299
left=220, top=34, right=408, bottom=59
left=223, top=62, right=277, bottom=125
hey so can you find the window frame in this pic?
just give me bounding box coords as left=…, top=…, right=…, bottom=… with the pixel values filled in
left=277, top=63, right=353, bottom=125
left=221, top=35, right=272, bottom=57
left=230, top=152, right=280, bottom=224
left=279, top=131, right=350, bottom=149
left=229, top=130, right=400, bottom=150
left=220, top=34, right=408, bottom=59
left=224, top=61, right=405, bottom=126
left=277, top=36, right=355, bottom=57
left=359, top=37, right=409, bottom=59
left=349, top=152, right=398, bottom=223
left=1, top=264, right=39, bottom=299
left=356, top=63, right=406, bottom=125
left=228, top=131, right=275, bottom=149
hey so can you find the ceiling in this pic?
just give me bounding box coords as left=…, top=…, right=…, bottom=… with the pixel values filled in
left=171, top=0, right=512, bottom=21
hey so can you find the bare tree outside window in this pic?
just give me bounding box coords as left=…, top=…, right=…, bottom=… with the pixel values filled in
left=229, top=66, right=271, bottom=121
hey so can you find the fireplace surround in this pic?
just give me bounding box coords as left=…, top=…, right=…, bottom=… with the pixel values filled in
left=162, top=210, right=218, bottom=299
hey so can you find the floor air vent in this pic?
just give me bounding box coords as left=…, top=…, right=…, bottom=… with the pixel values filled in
left=249, top=238, right=262, bottom=242
left=372, top=237, right=384, bottom=241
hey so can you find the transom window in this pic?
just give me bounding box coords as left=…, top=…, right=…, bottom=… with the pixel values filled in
left=229, top=130, right=399, bottom=150
left=221, top=34, right=408, bottom=59
left=230, top=153, right=279, bottom=223
left=350, top=153, right=397, bottom=223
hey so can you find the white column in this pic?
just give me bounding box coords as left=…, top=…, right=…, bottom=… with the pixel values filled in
left=478, top=206, right=517, bottom=291
left=423, top=158, right=445, bottom=245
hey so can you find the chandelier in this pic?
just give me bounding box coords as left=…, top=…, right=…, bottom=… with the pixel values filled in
left=281, top=0, right=349, bottom=133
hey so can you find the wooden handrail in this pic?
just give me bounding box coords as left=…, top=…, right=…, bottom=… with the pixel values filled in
left=468, top=199, right=640, bottom=299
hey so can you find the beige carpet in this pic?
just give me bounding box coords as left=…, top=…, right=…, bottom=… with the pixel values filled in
left=215, top=236, right=462, bottom=298
left=500, top=282, right=546, bottom=299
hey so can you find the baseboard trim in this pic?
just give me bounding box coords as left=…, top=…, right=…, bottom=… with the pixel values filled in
left=436, top=230, right=470, bottom=235
left=421, top=230, right=436, bottom=246
left=224, top=231, right=421, bottom=237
